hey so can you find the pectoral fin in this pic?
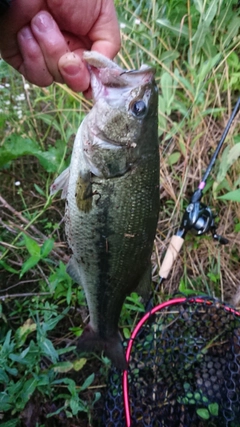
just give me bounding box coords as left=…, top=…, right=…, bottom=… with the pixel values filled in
left=50, top=167, right=70, bottom=199
left=75, top=172, right=93, bottom=213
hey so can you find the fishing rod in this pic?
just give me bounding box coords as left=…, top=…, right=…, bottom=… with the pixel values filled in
left=144, top=96, right=240, bottom=311
left=158, top=96, right=240, bottom=288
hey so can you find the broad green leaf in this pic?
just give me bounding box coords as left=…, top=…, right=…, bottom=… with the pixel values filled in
left=37, top=113, right=62, bottom=133
left=21, top=377, right=38, bottom=404
left=177, top=75, right=195, bottom=96
left=203, top=0, right=218, bottom=26
left=193, top=0, right=203, bottom=14
left=227, top=52, right=240, bottom=70
left=212, top=178, right=232, bottom=199
left=197, top=408, right=210, bottom=419
left=0, top=369, right=9, bottom=383
left=156, top=19, right=189, bottom=38
left=5, top=366, right=18, bottom=376
left=208, top=402, right=219, bottom=416
left=235, top=223, right=240, bottom=232
left=15, top=320, right=36, bottom=346
left=158, top=95, right=165, bottom=113
left=9, top=351, right=30, bottom=364
left=217, top=189, right=240, bottom=202
left=53, top=361, right=73, bottom=373
left=215, top=145, right=230, bottom=184
left=0, top=419, right=19, bottom=427
left=20, top=255, right=41, bottom=277
left=227, top=143, right=240, bottom=168
left=167, top=152, right=181, bottom=166
left=70, top=397, right=86, bottom=415
left=66, top=285, right=72, bottom=305
left=123, top=327, right=131, bottom=339
left=2, top=330, right=13, bottom=352
left=36, top=373, right=53, bottom=387
left=161, top=72, right=173, bottom=115
left=23, top=234, right=40, bottom=257
left=234, top=176, right=240, bottom=189
left=36, top=145, right=64, bottom=173
left=53, top=377, right=75, bottom=387
left=0, top=135, right=39, bottom=168
left=40, top=337, right=59, bottom=362
left=42, top=311, right=66, bottom=332
left=80, top=373, right=94, bottom=391
left=159, top=50, right=180, bottom=66
left=158, top=95, right=167, bottom=134
left=40, top=238, right=54, bottom=258
left=194, top=392, right=201, bottom=401
left=0, top=260, right=18, bottom=274
left=34, top=183, right=46, bottom=197
left=0, top=135, right=65, bottom=173
left=192, top=22, right=209, bottom=55
left=8, top=378, right=25, bottom=397
left=0, top=392, right=13, bottom=411
left=197, top=53, right=222, bottom=83
left=57, top=345, right=76, bottom=355
left=73, top=358, right=87, bottom=372
left=223, top=16, right=240, bottom=48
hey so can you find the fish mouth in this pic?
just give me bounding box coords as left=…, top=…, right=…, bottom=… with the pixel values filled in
left=93, top=66, right=155, bottom=90
left=119, top=65, right=156, bottom=78
left=83, top=51, right=156, bottom=102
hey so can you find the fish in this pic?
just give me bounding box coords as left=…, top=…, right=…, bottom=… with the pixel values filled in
left=50, top=51, right=159, bottom=369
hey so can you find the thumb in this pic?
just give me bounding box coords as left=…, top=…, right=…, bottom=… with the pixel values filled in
left=58, top=51, right=90, bottom=92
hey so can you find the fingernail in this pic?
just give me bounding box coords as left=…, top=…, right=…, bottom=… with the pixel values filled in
left=33, top=12, right=54, bottom=33
left=61, top=63, right=82, bottom=76
left=19, top=27, right=33, bottom=40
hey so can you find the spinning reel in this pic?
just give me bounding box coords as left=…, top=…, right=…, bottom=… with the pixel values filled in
left=176, top=97, right=240, bottom=246
left=159, top=97, right=240, bottom=281
left=177, top=187, right=228, bottom=244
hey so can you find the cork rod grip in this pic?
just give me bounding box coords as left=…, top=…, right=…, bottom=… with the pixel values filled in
left=159, top=235, right=184, bottom=279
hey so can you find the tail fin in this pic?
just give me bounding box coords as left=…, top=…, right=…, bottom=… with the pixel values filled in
left=77, top=325, right=127, bottom=370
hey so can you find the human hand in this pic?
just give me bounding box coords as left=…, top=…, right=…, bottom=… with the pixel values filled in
left=0, top=0, right=121, bottom=92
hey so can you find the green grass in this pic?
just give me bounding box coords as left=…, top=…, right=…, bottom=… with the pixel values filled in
left=0, top=0, right=240, bottom=425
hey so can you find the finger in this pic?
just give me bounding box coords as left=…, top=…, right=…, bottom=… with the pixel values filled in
left=17, top=26, right=53, bottom=86
left=89, top=0, right=121, bottom=59
left=31, top=11, right=70, bottom=82
left=58, top=51, right=90, bottom=93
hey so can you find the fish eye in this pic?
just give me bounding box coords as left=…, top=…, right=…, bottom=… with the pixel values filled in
left=131, top=100, right=147, bottom=117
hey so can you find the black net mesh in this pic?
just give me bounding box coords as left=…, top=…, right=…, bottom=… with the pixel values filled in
left=103, top=297, right=240, bottom=427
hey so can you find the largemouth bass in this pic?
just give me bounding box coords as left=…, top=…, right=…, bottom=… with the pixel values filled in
left=51, top=51, right=159, bottom=369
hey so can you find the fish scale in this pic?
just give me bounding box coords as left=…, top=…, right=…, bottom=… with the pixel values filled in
left=51, top=51, right=159, bottom=369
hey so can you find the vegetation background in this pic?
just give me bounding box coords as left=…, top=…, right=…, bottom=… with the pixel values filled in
left=0, top=0, right=240, bottom=425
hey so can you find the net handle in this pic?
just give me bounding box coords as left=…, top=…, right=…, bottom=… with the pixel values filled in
left=122, top=296, right=240, bottom=427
